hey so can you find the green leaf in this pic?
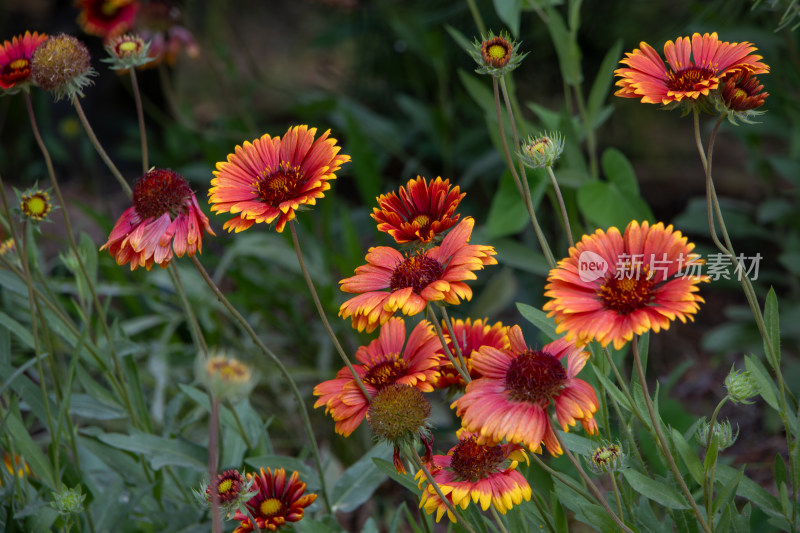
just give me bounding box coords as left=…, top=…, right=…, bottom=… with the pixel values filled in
left=715, top=464, right=782, bottom=517
left=543, top=4, right=582, bottom=85
left=592, top=367, right=631, bottom=413
left=577, top=180, right=654, bottom=230
left=331, top=443, right=394, bottom=512
left=557, top=430, right=594, bottom=455
left=373, top=457, right=419, bottom=494
left=670, top=427, right=704, bottom=485
left=553, top=480, right=618, bottom=532
left=493, top=0, right=522, bottom=37
left=601, top=148, right=639, bottom=193
left=486, top=169, right=547, bottom=239
left=96, top=432, right=206, bottom=471
left=2, top=402, right=56, bottom=490
left=763, top=287, right=781, bottom=366
left=704, top=431, right=720, bottom=471
left=713, top=467, right=743, bottom=518
left=744, top=354, right=781, bottom=411
left=69, top=393, right=126, bottom=420
left=516, top=302, right=558, bottom=340
left=444, top=25, right=474, bottom=56
left=621, top=469, right=689, bottom=509
left=587, top=40, right=623, bottom=126
left=0, top=311, right=34, bottom=349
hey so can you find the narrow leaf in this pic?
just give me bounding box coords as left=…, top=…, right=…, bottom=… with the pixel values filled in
left=622, top=469, right=688, bottom=509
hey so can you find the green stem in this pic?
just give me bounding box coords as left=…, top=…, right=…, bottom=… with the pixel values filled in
left=190, top=255, right=332, bottom=514
left=631, top=336, right=712, bottom=533
left=546, top=166, right=573, bottom=247
left=426, top=304, right=470, bottom=384
left=71, top=95, right=132, bottom=199
left=601, top=346, right=647, bottom=426
left=492, top=77, right=556, bottom=268
left=129, top=69, right=149, bottom=174
left=439, top=306, right=469, bottom=381
left=226, top=399, right=253, bottom=450
left=407, top=446, right=478, bottom=533
left=489, top=505, right=510, bottom=533
left=288, top=222, right=369, bottom=399
left=464, top=0, right=486, bottom=35
left=209, top=395, right=222, bottom=533
left=609, top=470, right=624, bottom=522
left=531, top=453, right=593, bottom=502
left=703, top=396, right=729, bottom=525
left=548, top=423, right=634, bottom=533
left=167, top=264, right=208, bottom=356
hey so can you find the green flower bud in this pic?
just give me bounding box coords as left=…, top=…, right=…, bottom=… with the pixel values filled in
left=724, top=364, right=758, bottom=405
left=697, top=418, right=738, bottom=450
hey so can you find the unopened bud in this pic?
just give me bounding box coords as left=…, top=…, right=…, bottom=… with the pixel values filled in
left=724, top=364, right=758, bottom=405
left=697, top=418, right=738, bottom=450
left=587, top=441, right=624, bottom=474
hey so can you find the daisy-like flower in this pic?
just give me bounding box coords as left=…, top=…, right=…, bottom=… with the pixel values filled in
left=313, top=318, right=442, bottom=437
left=542, top=220, right=708, bottom=350
left=205, top=469, right=246, bottom=514
left=100, top=168, right=215, bottom=271
left=614, top=32, right=769, bottom=106
left=232, top=467, right=316, bottom=533
left=372, top=176, right=465, bottom=245
left=209, top=125, right=350, bottom=233
left=436, top=317, right=509, bottom=389
left=453, top=328, right=599, bottom=455
left=339, top=217, right=497, bottom=333
left=415, top=433, right=531, bottom=522
left=0, top=31, right=48, bottom=92
left=102, top=33, right=153, bottom=70
left=76, top=0, right=139, bottom=40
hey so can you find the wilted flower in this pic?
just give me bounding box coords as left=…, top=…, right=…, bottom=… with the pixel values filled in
left=0, top=31, right=48, bottom=93
left=519, top=131, right=565, bottom=169
left=469, top=31, right=527, bottom=77
left=30, top=34, right=96, bottom=101
left=100, top=168, right=215, bottom=270
left=103, top=33, right=153, bottom=70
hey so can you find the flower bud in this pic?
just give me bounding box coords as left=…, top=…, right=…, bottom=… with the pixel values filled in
left=468, top=30, right=527, bottom=77
left=103, top=34, right=153, bottom=70
left=19, top=188, right=53, bottom=222
left=696, top=418, right=738, bottom=450
left=198, top=351, right=255, bottom=402
left=587, top=441, right=624, bottom=474
left=519, top=131, right=565, bottom=169
left=724, top=364, right=758, bottom=405
left=51, top=486, right=85, bottom=515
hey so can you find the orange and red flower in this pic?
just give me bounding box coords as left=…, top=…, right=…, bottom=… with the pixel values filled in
left=339, top=217, right=496, bottom=333
left=209, top=125, right=350, bottom=233
left=76, top=0, right=139, bottom=40
left=543, top=220, right=708, bottom=350
left=372, top=176, right=464, bottom=244
left=416, top=433, right=531, bottom=522
left=232, top=467, right=316, bottom=533
left=453, top=328, right=598, bottom=455
left=0, top=31, right=48, bottom=90
left=313, top=318, right=442, bottom=437
left=614, top=32, right=769, bottom=105
left=435, top=317, right=509, bottom=389
left=100, top=168, right=214, bottom=270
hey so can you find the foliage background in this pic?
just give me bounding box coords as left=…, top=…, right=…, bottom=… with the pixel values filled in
left=0, top=0, right=798, bottom=531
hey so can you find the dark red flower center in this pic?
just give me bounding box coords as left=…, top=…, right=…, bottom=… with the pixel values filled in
left=256, top=163, right=306, bottom=206
left=450, top=436, right=505, bottom=482
left=133, top=168, right=192, bottom=220
left=505, top=350, right=566, bottom=405
left=598, top=273, right=656, bottom=315
left=362, top=359, right=407, bottom=389
left=667, top=67, right=716, bottom=92
left=389, top=252, right=443, bottom=293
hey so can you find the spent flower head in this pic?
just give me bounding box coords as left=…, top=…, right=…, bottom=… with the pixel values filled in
left=31, top=34, right=96, bottom=101
left=103, top=33, right=153, bottom=70
left=519, top=131, right=565, bottom=169
left=697, top=418, right=738, bottom=450
left=469, top=30, right=527, bottom=77
left=724, top=364, right=759, bottom=405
